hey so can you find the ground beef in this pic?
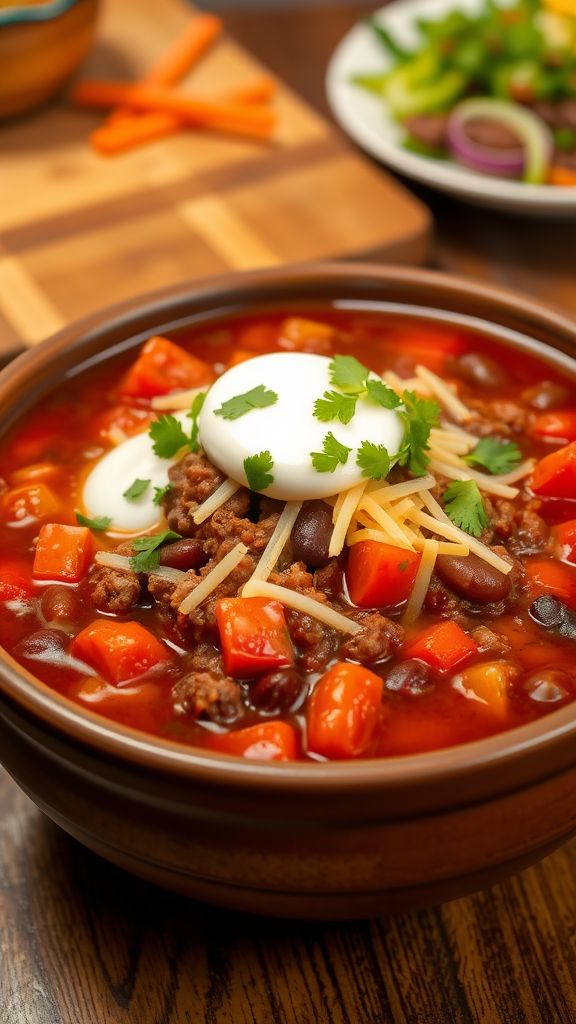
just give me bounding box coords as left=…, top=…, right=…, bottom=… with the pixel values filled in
left=164, top=452, right=250, bottom=535
left=88, top=541, right=141, bottom=613
left=483, top=496, right=550, bottom=555
left=313, top=559, right=344, bottom=597
left=171, top=671, right=242, bottom=724
left=469, top=626, right=512, bottom=657
left=467, top=397, right=530, bottom=436
left=341, top=611, right=404, bottom=664
left=197, top=504, right=280, bottom=559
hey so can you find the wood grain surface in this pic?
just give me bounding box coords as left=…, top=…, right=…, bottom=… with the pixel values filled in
left=1, top=3, right=576, bottom=1023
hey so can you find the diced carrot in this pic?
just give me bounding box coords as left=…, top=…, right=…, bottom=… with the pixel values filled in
left=120, top=335, right=215, bottom=398
left=227, top=348, right=255, bottom=368
left=404, top=620, right=477, bottom=672
left=215, top=597, right=294, bottom=678
left=548, top=165, right=576, bottom=187
left=278, top=317, right=335, bottom=355
left=451, top=660, right=515, bottom=719
left=307, top=662, right=384, bottom=760
left=33, top=524, right=93, bottom=583
left=10, top=462, right=61, bottom=486
left=532, top=410, right=576, bottom=444
left=0, top=560, right=34, bottom=602
left=531, top=441, right=576, bottom=498
left=347, top=541, right=421, bottom=607
left=552, top=519, right=576, bottom=565
left=207, top=721, right=298, bottom=761
left=525, top=557, right=576, bottom=610
left=71, top=620, right=171, bottom=684
left=69, top=676, right=167, bottom=733
left=2, top=483, right=61, bottom=527
left=236, top=322, right=279, bottom=353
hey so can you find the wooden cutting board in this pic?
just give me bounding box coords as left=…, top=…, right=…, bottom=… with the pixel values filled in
left=0, top=0, right=431, bottom=356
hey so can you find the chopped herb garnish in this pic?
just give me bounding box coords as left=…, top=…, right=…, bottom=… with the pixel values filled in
left=442, top=480, right=489, bottom=538
left=187, top=391, right=206, bottom=453
left=214, top=384, right=278, bottom=421
left=356, top=440, right=391, bottom=480
left=75, top=510, right=112, bottom=531
left=397, top=391, right=441, bottom=476
left=313, top=390, right=358, bottom=425
left=311, top=432, right=352, bottom=473
left=465, top=437, right=522, bottom=476
left=243, top=451, right=275, bottom=492
left=364, top=378, right=402, bottom=410
left=129, top=530, right=182, bottom=574
left=153, top=483, right=173, bottom=507
left=149, top=414, right=189, bottom=458
left=328, top=354, right=370, bottom=395
left=123, top=478, right=151, bottom=501
left=398, top=560, right=410, bottom=572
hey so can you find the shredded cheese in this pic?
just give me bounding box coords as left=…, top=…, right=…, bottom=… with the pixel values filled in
left=382, top=370, right=406, bottom=393
left=415, top=364, right=472, bottom=423
left=359, top=495, right=415, bottom=549
left=413, top=538, right=469, bottom=556
left=192, top=478, right=241, bottom=525
left=368, top=474, right=436, bottom=504
left=178, top=542, right=248, bottom=615
left=403, top=539, right=439, bottom=626
left=430, top=429, right=471, bottom=455
left=428, top=457, right=518, bottom=499
left=329, top=480, right=368, bottom=556
left=151, top=387, right=205, bottom=411
left=407, top=508, right=512, bottom=574
left=108, top=426, right=128, bottom=446
left=242, top=578, right=361, bottom=635
left=248, top=501, right=302, bottom=583
left=495, top=459, right=535, bottom=485
left=94, top=550, right=187, bottom=583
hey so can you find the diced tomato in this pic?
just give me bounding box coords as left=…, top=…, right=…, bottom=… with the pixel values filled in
left=71, top=620, right=171, bottom=684
left=207, top=721, right=298, bottom=761
left=236, top=321, right=279, bottom=353
left=278, top=317, right=335, bottom=354
left=306, top=662, right=384, bottom=759
left=525, top=557, right=576, bottom=610
left=451, top=660, right=514, bottom=719
left=69, top=676, right=166, bottom=733
left=552, top=519, right=576, bottom=565
left=404, top=621, right=477, bottom=672
left=0, top=561, right=34, bottom=602
left=215, top=597, right=294, bottom=678
left=2, top=483, right=61, bottom=527
left=531, top=441, right=576, bottom=499
left=532, top=410, right=576, bottom=444
left=346, top=541, right=421, bottom=607
left=120, top=336, right=215, bottom=398
left=387, top=325, right=466, bottom=376
left=33, top=524, right=93, bottom=583
left=92, top=404, right=155, bottom=444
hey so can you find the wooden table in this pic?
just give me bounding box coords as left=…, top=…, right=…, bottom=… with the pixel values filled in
left=2, top=4, right=576, bottom=1023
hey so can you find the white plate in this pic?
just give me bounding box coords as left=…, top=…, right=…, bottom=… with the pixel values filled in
left=326, top=0, right=576, bottom=217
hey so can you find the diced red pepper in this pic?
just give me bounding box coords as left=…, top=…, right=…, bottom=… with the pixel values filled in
left=0, top=561, right=34, bottom=602
left=215, top=597, right=294, bottom=678
left=346, top=541, right=421, bottom=607
left=207, top=721, right=298, bottom=761
left=120, top=335, right=215, bottom=398
left=2, top=483, right=61, bottom=527
left=525, top=557, right=576, bottom=610
left=531, top=441, right=576, bottom=499
left=451, top=661, right=513, bottom=719
left=552, top=519, right=576, bottom=565
left=306, top=662, right=384, bottom=760
left=532, top=410, right=576, bottom=444
left=71, top=620, right=171, bottom=684
left=385, top=324, right=466, bottom=375
left=33, top=524, right=93, bottom=583
left=69, top=676, right=166, bottom=733
left=403, top=621, right=477, bottom=672
left=92, top=403, right=155, bottom=444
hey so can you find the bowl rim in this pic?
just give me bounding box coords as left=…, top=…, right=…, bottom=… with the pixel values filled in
left=0, top=0, right=81, bottom=26
left=1, top=260, right=576, bottom=795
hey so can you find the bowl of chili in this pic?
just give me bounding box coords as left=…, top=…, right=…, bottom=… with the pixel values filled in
left=0, top=263, right=575, bottom=918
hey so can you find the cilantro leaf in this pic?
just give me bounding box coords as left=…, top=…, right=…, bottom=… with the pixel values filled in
left=75, top=510, right=111, bottom=532
left=129, top=530, right=182, bottom=574
left=187, top=391, right=206, bottom=453
left=356, top=440, right=391, bottom=480
left=442, top=480, right=489, bottom=537
left=311, top=432, right=352, bottom=473
left=243, top=451, right=274, bottom=492
left=365, top=378, right=402, bottom=410
left=153, top=483, right=173, bottom=507
left=328, top=355, right=370, bottom=395
left=123, top=478, right=151, bottom=501
left=214, top=384, right=278, bottom=421
left=465, top=437, right=522, bottom=476
left=149, top=415, right=189, bottom=458
left=397, top=390, right=441, bottom=476
left=313, top=390, right=357, bottom=425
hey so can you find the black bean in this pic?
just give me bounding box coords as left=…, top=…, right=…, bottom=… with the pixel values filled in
left=448, top=352, right=507, bottom=389
left=384, top=659, right=432, bottom=697
left=436, top=553, right=511, bottom=604
left=523, top=668, right=572, bottom=705
left=522, top=381, right=570, bottom=411
left=159, top=538, right=206, bottom=572
left=529, top=595, right=576, bottom=640
left=41, top=585, right=81, bottom=623
left=292, top=501, right=333, bottom=568
left=250, top=668, right=308, bottom=715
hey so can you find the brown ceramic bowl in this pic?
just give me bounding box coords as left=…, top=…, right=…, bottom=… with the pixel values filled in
left=0, top=0, right=99, bottom=119
left=1, top=264, right=576, bottom=920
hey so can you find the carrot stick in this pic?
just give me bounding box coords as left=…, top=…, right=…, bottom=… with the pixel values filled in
left=91, top=77, right=277, bottom=155
left=72, top=81, right=277, bottom=138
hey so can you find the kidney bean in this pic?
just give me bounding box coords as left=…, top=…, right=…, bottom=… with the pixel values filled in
left=384, top=659, right=432, bottom=697
left=40, top=585, right=81, bottom=623
left=523, top=668, right=572, bottom=705
left=448, top=352, right=506, bottom=389
left=522, top=381, right=570, bottom=411
left=436, top=553, right=511, bottom=604
left=250, top=668, right=308, bottom=715
left=159, top=538, right=206, bottom=572
left=292, top=501, right=333, bottom=568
